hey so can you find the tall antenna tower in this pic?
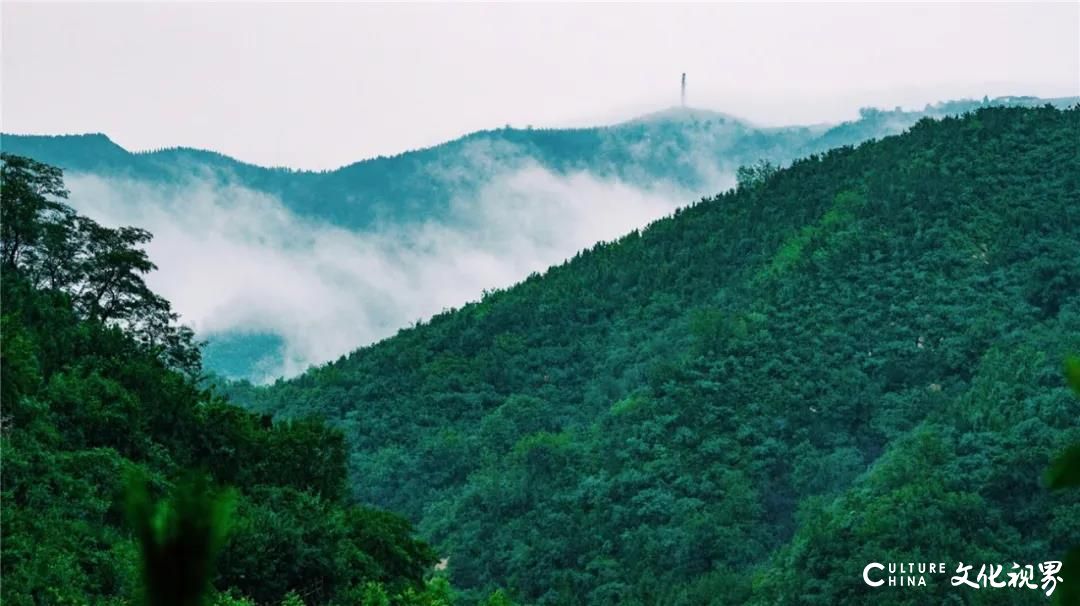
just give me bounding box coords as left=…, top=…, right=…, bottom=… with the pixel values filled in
left=681, top=73, right=687, bottom=107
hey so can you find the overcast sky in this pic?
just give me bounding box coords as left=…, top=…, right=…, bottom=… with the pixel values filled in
left=3, top=2, right=1078, bottom=170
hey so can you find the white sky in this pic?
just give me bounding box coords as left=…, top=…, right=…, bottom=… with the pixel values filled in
left=2, top=2, right=1078, bottom=170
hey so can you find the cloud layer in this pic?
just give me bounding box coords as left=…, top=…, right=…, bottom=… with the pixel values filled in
left=66, top=162, right=703, bottom=381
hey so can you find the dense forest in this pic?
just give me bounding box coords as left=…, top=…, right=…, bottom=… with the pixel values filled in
left=228, top=105, right=1080, bottom=604
left=0, top=154, right=515, bottom=605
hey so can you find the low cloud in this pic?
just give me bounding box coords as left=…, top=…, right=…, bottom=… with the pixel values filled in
left=65, top=161, right=708, bottom=381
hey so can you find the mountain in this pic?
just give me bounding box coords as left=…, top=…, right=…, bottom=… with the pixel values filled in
left=3, top=96, right=1076, bottom=384
left=230, top=105, right=1080, bottom=604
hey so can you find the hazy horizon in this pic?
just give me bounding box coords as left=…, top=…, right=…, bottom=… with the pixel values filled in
left=4, top=2, right=1077, bottom=170
left=5, top=92, right=1077, bottom=173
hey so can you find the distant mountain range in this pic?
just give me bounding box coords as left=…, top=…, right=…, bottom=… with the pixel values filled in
left=6, top=95, right=1075, bottom=230
left=3, top=95, right=1076, bottom=381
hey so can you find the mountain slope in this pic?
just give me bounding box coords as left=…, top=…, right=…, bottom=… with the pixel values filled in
left=233, top=105, right=1080, bottom=604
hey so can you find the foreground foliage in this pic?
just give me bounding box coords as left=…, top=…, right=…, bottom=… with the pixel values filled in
left=0, top=153, right=467, bottom=605
left=234, top=106, right=1080, bottom=604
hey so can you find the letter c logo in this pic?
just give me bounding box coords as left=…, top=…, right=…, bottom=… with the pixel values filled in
left=863, top=562, right=884, bottom=587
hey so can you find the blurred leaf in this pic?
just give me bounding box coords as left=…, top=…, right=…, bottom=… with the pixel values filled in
left=1053, top=546, right=1080, bottom=606
left=1046, top=358, right=1080, bottom=490
left=126, top=472, right=236, bottom=606
left=1066, top=356, right=1080, bottom=396
left=1046, top=444, right=1080, bottom=491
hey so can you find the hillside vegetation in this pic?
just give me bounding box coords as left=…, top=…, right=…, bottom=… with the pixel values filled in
left=0, top=154, right=483, bottom=605
left=233, top=105, right=1080, bottom=604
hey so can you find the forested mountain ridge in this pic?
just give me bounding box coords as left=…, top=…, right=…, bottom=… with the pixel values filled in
left=2, top=96, right=1074, bottom=230
left=232, top=105, right=1080, bottom=604
left=5, top=95, right=1076, bottom=384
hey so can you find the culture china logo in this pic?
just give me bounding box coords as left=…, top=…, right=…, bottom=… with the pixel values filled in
left=862, top=561, right=1064, bottom=597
